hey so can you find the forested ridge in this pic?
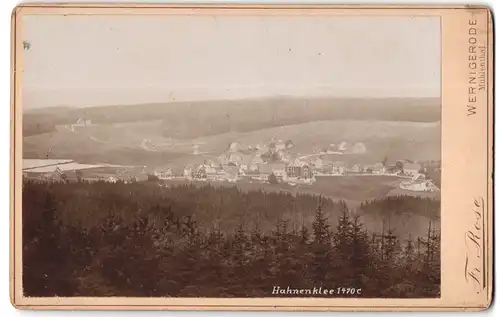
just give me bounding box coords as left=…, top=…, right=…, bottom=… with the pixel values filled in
left=23, top=97, right=440, bottom=137
left=22, top=180, right=440, bottom=298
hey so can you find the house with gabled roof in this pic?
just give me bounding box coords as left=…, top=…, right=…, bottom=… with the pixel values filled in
left=193, top=164, right=217, bottom=180
left=44, top=166, right=65, bottom=182
left=74, top=118, right=92, bottom=128
left=286, top=160, right=312, bottom=179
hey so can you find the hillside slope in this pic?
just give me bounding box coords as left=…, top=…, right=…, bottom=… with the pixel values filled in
left=23, top=119, right=440, bottom=166
left=194, top=119, right=441, bottom=162
left=24, top=97, right=440, bottom=138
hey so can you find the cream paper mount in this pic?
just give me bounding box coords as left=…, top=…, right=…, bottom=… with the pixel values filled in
left=10, top=3, right=494, bottom=311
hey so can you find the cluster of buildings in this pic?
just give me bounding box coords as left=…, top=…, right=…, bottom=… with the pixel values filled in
left=399, top=178, right=440, bottom=192
left=151, top=139, right=437, bottom=189
left=154, top=159, right=314, bottom=184
left=22, top=138, right=440, bottom=193
left=24, top=167, right=150, bottom=184
left=22, top=159, right=148, bottom=184
left=152, top=139, right=313, bottom=184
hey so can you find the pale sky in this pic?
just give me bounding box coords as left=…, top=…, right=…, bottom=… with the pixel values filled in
left=22, top=14, right=441, bottom=109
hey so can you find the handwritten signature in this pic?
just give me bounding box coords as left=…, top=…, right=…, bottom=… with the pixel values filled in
left=464, top=197, right=486, bottom=294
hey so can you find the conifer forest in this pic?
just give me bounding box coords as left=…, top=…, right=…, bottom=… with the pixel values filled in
left=22, top=180, right=440, bottom=298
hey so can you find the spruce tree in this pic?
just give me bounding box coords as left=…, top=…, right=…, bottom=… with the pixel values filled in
left=332, top=201, right=352, bottom=256
left=312, top=198, right=331, bottom=244
left=349, top=215, right=371, bottom=289
left=309, top=198, right=332, bottom=285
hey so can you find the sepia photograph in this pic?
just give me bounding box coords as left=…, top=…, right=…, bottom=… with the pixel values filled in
left=19, top=12, right=443, bottom=300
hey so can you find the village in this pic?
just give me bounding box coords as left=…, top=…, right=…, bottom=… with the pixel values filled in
left=154, top=139, right=440, bottom=193
left=23, top=137, right=441, bottom=193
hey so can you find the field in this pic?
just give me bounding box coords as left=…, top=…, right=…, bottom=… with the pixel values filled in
left=161, top=175, right=436, bottom=207
left=23, top=97, right=441, bottom=167
left=194, top=120, right=440, bottom=162
left=22, top=127, right=187, bottom=166
left=23, top=119, right=440, bottom=167
left=23, top=159, right=74, bottom=169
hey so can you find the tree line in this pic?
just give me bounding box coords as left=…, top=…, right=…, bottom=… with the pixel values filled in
left=22, top=180, right=440, bottom=298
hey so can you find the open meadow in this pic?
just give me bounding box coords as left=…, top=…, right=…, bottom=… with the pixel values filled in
left=23, top=118, right=440, bottom=168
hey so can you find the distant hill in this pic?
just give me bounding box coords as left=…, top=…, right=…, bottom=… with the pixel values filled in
left=194, top=120, right=441, bottom=162
left=24, top=97, right=440, bottom=138
left=23, top=118, right=440, bottom=167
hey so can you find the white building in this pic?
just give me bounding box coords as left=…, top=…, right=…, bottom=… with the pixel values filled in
left=399, top=180, right=439, bottom=192
left=74, top=118, right=92, bottom=128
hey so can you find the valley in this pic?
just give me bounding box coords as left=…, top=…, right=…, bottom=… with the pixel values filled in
left=23, top=97, right=441, bottom=238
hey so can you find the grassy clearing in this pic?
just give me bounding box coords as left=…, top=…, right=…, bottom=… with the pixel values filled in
left=162, top=175, right=432, bottom=207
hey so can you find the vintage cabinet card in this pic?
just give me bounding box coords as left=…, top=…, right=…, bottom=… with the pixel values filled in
left=10, top=3, right=493, bottom=311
